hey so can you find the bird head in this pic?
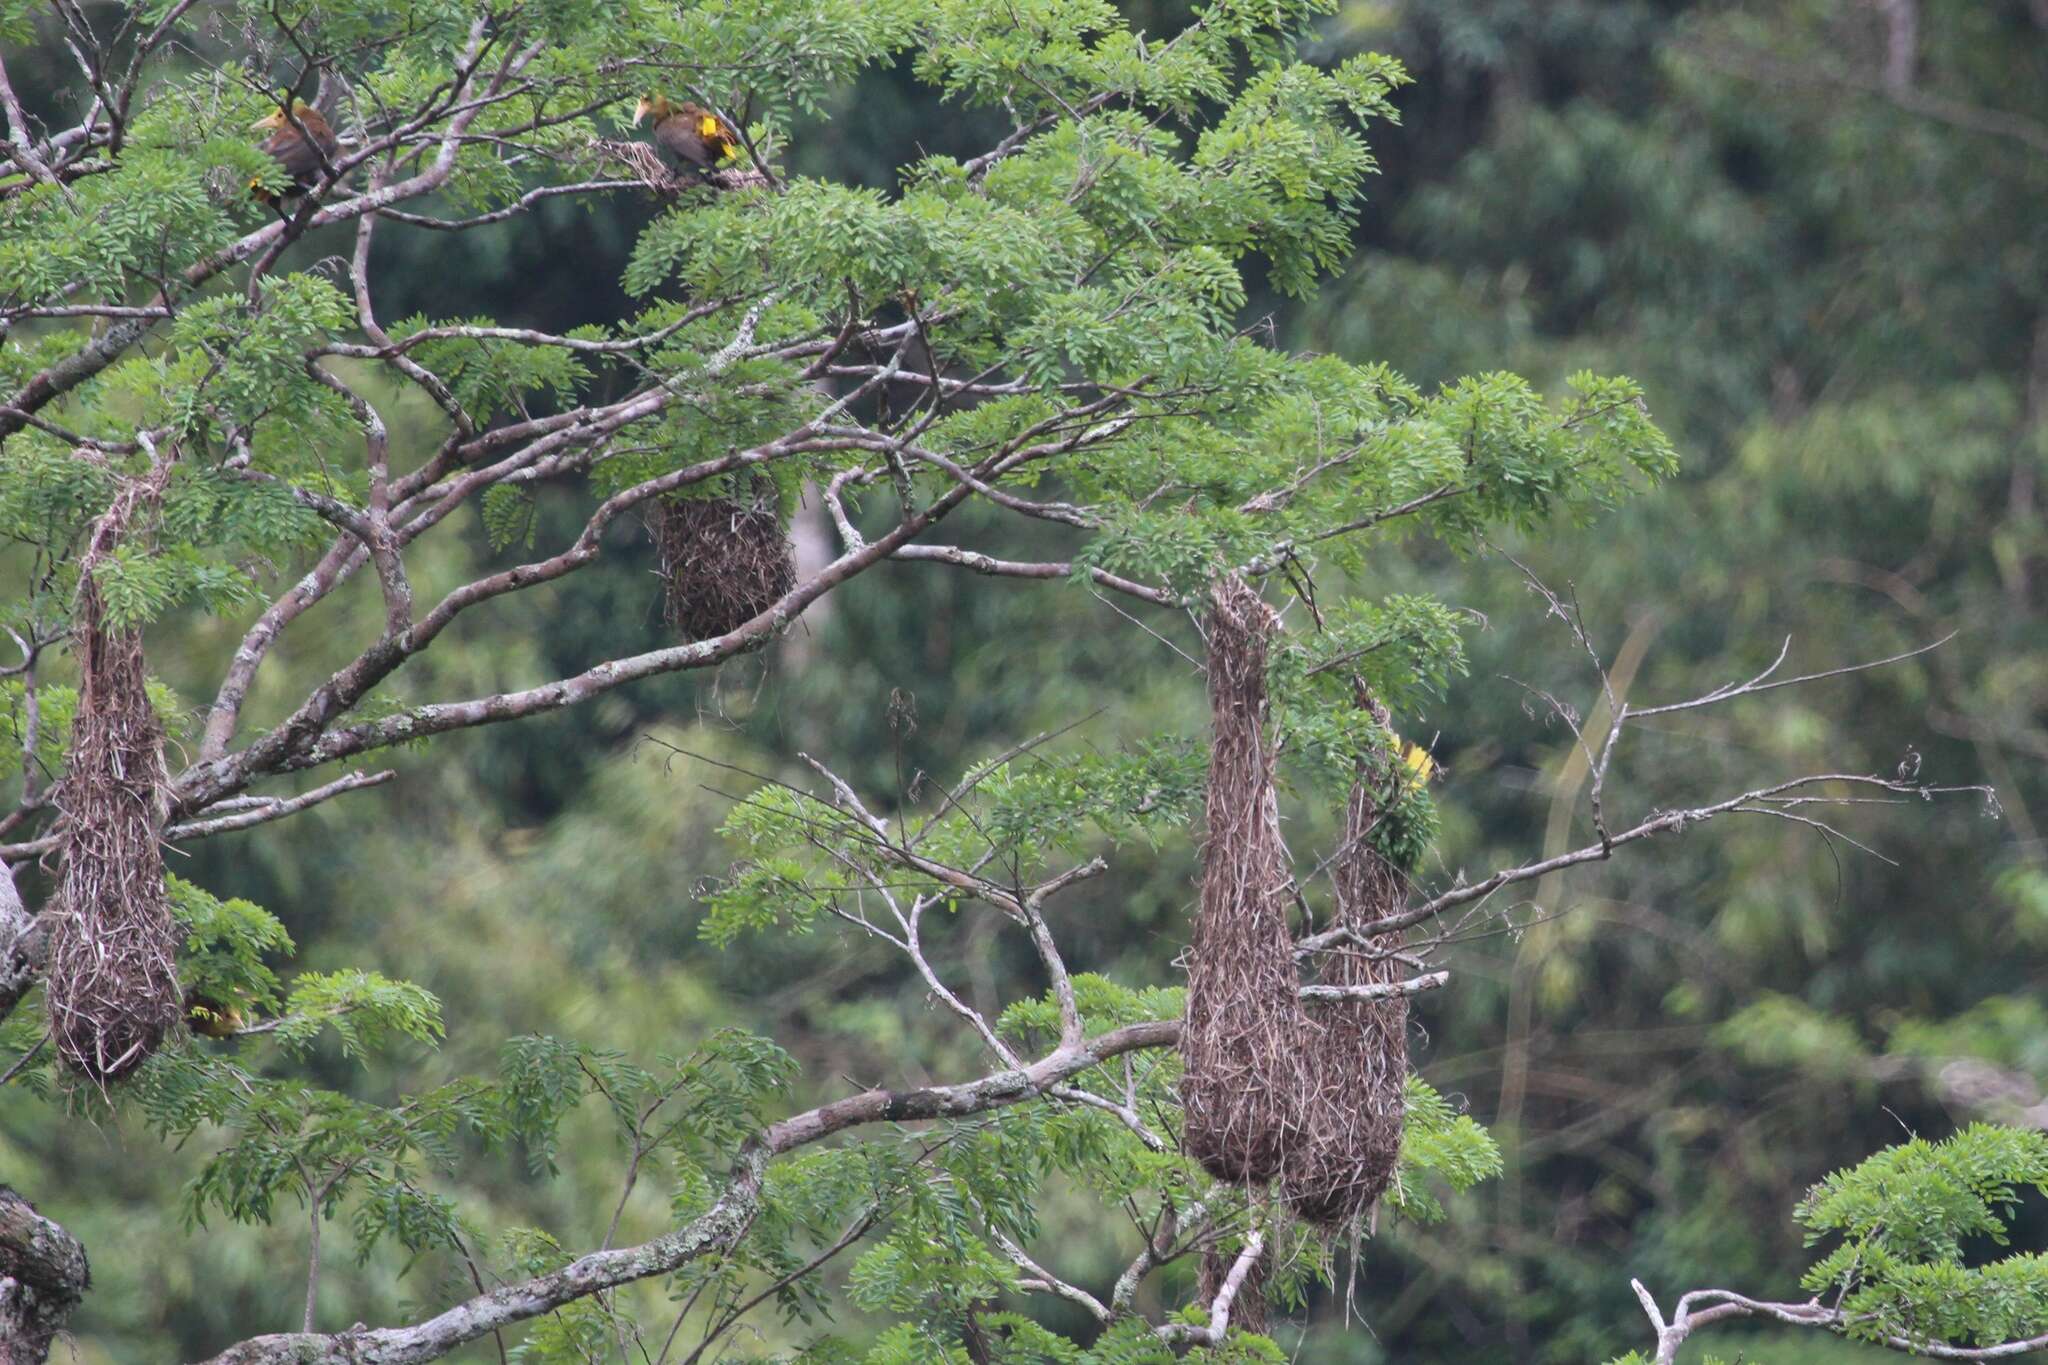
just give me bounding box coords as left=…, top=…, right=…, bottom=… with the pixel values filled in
left=253, top=101, right=318, bottom=132
left=633, top=95, right=674, bottom=127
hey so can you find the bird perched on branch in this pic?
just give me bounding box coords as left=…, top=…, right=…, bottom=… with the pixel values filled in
left=183, top=988, right=244, bottom=1040
left=251, top=101, right=338, bottom=208
left=1897, top=744, right=1921, bottom=784
left=1399, top=739, right=1436, bottom=790
left=633, top=96, right=740, bottom=172
left=251, top=101, right=339, bottom=209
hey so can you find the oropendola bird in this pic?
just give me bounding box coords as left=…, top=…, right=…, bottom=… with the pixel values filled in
left=183, top=989, right=245, bottom=1039
left=251, top=101, right=339, bottom=210
left=633, top=96, right=740, bottom=172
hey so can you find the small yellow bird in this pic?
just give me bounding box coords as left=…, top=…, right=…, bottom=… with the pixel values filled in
left=1394, top=737, right=1435, bottom=791
left=633, top=96, right=740, bottom=170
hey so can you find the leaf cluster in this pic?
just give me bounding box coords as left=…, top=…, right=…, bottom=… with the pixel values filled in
left=1797, top=1124, right=2048, bottom=1350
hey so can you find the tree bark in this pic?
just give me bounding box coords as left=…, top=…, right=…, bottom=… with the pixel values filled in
left=0, top=1187, right=89, bottom=1365
left=0, top=868, right=44, bottom=1027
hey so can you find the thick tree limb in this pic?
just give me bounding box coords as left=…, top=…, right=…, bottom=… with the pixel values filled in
left=1299, top=969, right=1448, bottom=1002
left=0, top=867, right=44, bottom=1027
left=0, top=1187, right=89, bottom=1365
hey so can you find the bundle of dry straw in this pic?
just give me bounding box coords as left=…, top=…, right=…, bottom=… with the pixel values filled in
left=46, top=475, right=181, bottom=1084
left=1179, top=575, right=1308, bottom=1185
left=1282, top=700, right=1410, bottom=1225
left=592, top=139, right=770, bottom=193
left=1180, top=573, right=1414, bottom=1238
left=646, top=477, right=795, bottom=643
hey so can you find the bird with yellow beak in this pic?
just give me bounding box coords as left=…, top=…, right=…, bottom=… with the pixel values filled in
left=633, top=96, right=740, bottom=171
left=250, top=101, right=339, bottom=206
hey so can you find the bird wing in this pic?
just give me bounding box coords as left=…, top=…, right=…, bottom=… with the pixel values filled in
left=260, top=127, right=323, bottom=184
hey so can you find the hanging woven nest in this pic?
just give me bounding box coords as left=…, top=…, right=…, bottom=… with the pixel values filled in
left=1282, top=700, right=1411, bottom=1226
left=646, top=476, right=795, bottom=643
left=1179, top=575, right=1309, bottom=1186
left=46, top=477, right=181, bottom=1085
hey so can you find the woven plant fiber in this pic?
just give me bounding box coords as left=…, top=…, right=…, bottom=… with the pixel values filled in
left=1179, top=575, right=1309, bottom=1185
left=46, top=476, right=180, bottom=1084
left=646, top=477, right=795, bottom=643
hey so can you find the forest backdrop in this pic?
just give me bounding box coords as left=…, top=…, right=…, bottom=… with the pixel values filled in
left=2, top=0, right=2044, bottom=1361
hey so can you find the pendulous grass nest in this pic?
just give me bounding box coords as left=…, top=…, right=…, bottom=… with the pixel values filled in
left=1281, top=702, right=1410, bottom=1225
left=1179, top=574, right=1309, bottom=1186
left=646, top=477, right=795, bottom=644
left=1179, top=579, right=1413, bottom=1232
left=46, top=476, right=181, bottom=1085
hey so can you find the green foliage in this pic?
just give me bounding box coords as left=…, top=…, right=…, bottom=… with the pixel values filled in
left=481, top=483, right=539, bottom=551
left=1385, top=1074, right=1505, bottom=1224
left=0, top=678, right=76, bottom=786
left=91, top=542, right=261, bottom=629
left=397, top=316, right=590, bottom=420
left=273, top=970, right=445, bottom=1057
left=0, top=442, right=113, bottom=553
left=1797, top=1125, right=2048, bottom=1350
left=179, top=1070, right=499, bottom=1264
left=0, top=0, right=1849, bottom=1357
left=705, top=740, right=1209, bottom=946
left=163, top=278, right=357, bottom=434
left=170, top=875, right=295, bottom=1018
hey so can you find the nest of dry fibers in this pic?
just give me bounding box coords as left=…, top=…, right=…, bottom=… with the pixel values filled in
left=1179, top=575, right=1308, bottom=1185
left=592, top=138, right=771, bottom=193
left=646, top=478, right=795, bottom=643
left=46, top=480, right=181, bottom=1085
left=1281, top=732, right=1410, bottom=1225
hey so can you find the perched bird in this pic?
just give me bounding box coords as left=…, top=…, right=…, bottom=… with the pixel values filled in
left=633, top=96, right=740, bottom=171
left=1388, top=734, right=1436, bottom=792
left=1400, top=740, right=1436, bottom=791
left=1896, top=744, right=1922, bottom=784
left=251, top=102, right=339, bottom=207
left=183, top=989, right=244, bottom=1039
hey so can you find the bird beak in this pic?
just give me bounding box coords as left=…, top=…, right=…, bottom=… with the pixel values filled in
left=632, top=103, right=648, bottom=128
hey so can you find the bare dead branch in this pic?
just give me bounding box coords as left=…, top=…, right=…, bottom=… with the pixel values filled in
left=890, top=544, right=1176, bottom=606
left=1631, top=1277, right=2048, bottom=1363
left=165, top=771, right=397, bottom=842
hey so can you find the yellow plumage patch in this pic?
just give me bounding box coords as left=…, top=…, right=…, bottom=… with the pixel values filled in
left=1396, top=739, right=1434, bottom=790
left=699, top=114, right=722, bottom=138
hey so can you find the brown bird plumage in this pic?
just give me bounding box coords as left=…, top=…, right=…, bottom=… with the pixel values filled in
left=251, top=102, right=339, bottom=203
left=634, top=96, right=740, bottom=170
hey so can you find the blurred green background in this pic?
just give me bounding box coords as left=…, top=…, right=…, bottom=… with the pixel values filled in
left=4, top=1, right=2044, bottom=1360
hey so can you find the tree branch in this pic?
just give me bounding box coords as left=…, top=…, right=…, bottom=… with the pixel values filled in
left=0, top=1186, right=90, bottom=1363
left=193, top=1020, right=1181, bottom=1365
